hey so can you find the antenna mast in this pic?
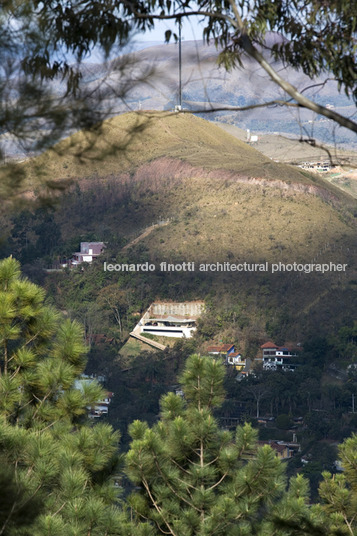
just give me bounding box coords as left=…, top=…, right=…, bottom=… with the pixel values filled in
left=178, top=20, right=182, bottom=110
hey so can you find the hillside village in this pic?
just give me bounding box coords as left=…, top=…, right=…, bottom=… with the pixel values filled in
left=1, top=112, right=356, bottom=526
left=14, top=111, right=357, bottom=463
left=1, top=2, right=357, bottom=532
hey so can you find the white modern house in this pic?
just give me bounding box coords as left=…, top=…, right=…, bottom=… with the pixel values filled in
left=133, top=301, right=205, bottom=340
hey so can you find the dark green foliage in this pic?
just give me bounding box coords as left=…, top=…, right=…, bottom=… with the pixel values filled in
left=318, top=434, right=357, bottom=534
left=0, top=257, right=125, bottom=536
left=0, top=0, right=134, bottom=155
left=125, top=354, right=322, bottom=536
left=0, top=459, right=44, bottom=536
left=276, top=413, right=292, bottom=430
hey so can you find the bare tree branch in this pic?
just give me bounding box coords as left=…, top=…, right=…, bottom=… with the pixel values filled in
left=226, top=0, right=357, bottom=133
left=128, top=1, right=357, bottom=133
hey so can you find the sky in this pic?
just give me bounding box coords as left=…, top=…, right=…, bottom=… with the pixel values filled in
left=133, top=14, right=204, bottom=44
left=82, top=15, right=205, bottom=62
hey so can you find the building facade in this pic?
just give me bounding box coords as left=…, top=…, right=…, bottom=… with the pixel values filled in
left=261, top=341, right=300, bottom=371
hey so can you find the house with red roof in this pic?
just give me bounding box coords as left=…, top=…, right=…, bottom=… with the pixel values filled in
left=260, top=341, right=301, bottom=371
left=258, top=440, right=300, bottom=460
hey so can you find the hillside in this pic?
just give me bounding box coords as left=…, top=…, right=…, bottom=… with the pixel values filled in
left=20, top=111, right=356, bottom=194
left=2, top=111, right=356, bottom=345
left=214, top=121, right=357, bottom=199
left=97, top=40, right=356, bottom=147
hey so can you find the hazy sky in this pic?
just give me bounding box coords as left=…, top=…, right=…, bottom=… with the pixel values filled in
left=82, top=15, right=205, bottom=61
left=132, top=14, right=204, bottom=45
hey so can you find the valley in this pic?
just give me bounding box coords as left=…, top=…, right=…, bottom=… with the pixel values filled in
left=1, top=109, right=356, bottom=488
left=2, top=6, right=357, bottom=532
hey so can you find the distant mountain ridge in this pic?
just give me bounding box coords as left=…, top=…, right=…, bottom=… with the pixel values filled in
left=80, top=39, right=355, bottom=146
left=2, top=37, right=355, bottom=161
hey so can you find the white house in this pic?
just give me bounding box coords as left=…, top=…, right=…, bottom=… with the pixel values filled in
left=72, top=242, right=105, bottom=265
left=135, top=301, right=205, bottom=339
left=261, top=341, right=300, bottom=371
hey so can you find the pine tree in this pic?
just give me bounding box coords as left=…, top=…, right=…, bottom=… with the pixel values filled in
left=0, top=257, right=126, bottom=536
left=125, top=354, right=322, bottom=536
left=318, top=434, right=357, bottom=535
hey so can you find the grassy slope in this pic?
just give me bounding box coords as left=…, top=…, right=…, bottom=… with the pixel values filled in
left=6, top=111, right=357, bottom=342
left=215, top=121, right=357, bottom=199
left=22, top=112, right=353, bottom=196
left=141, top=176, right=352, bottom=263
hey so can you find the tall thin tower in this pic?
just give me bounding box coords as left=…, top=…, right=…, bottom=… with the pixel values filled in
left=178, top=20, right=182, bottom=110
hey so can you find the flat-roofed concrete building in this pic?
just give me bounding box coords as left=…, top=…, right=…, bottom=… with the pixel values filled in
left=135, top=301, right=205, bottom=339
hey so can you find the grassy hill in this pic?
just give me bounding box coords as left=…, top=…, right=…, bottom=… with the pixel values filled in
left=215, top=121, right=357, bottom=199
left=19, top=111, right=356, bottom=195
left=2, top=111, right=356, bottom=346
left=23, top=111, right=305, bottom=180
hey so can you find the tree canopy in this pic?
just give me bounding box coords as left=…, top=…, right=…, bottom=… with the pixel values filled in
left=136, top=0, right=357, bottom=132
left=125, top=354, right=332, bottom=536
left=2, top=260, right=357, bottom=535
left=0, top=256, right=125, bottom=536
left=0, top=0, right=356, bottom=161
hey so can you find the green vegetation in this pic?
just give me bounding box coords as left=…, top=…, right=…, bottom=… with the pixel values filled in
left=125, top=354, right=357, bottom=536
left=3, top=112, right=354, bottom=203
left=0, top=257, right=124, bottom=535
left=1, top=113, right=355, bottom=347
left=0, top=106, right=356, bottom=535
left=126, top=354, right=291, bottom=536
left=2, top=257, right=357, bottom=535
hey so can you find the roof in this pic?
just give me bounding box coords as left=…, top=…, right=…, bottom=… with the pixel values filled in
left=146, top=315, right=195, bottom=322
left=80, top=241, right=105, bottom=247
left=80, top=242, right=105, bottom=254
left=270, top=442, right=287, bottom=454
left=258, top=440, right=287, bottom=454
left=207, top=346, right=223, bottom=353
left=221, top=344, right=235, bottom=352
left=278, top=346, right=302, bottom=352
left=207, top=344, right=235, bottom=353
left=261, top=341, right=277, bottom=349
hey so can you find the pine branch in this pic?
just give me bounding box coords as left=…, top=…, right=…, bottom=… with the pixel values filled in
left=142, top=477, right=178, bottom=536
left=153, top=458, right=201, bottom=512
left=207, top=472, right=228, bottom=491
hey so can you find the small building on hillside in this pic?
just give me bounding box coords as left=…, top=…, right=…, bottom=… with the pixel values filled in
left=89, top=390, right=114, bottom=418
left=207, top=344, right=235, bottom=357
left=297, top=161, right=331, bottom=173
left=207, top=344, right=247, bottom=372
left=227, top=352, right=246, bottom=371
left=72, top=242, right=106, bottom=265
left=258, top=440, right=300, bottom=460
left=134, top=301, right=205, bottom=339
left=74, top=375, right=113, bottom=418
left=261, top=341, right=301, bottom=372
